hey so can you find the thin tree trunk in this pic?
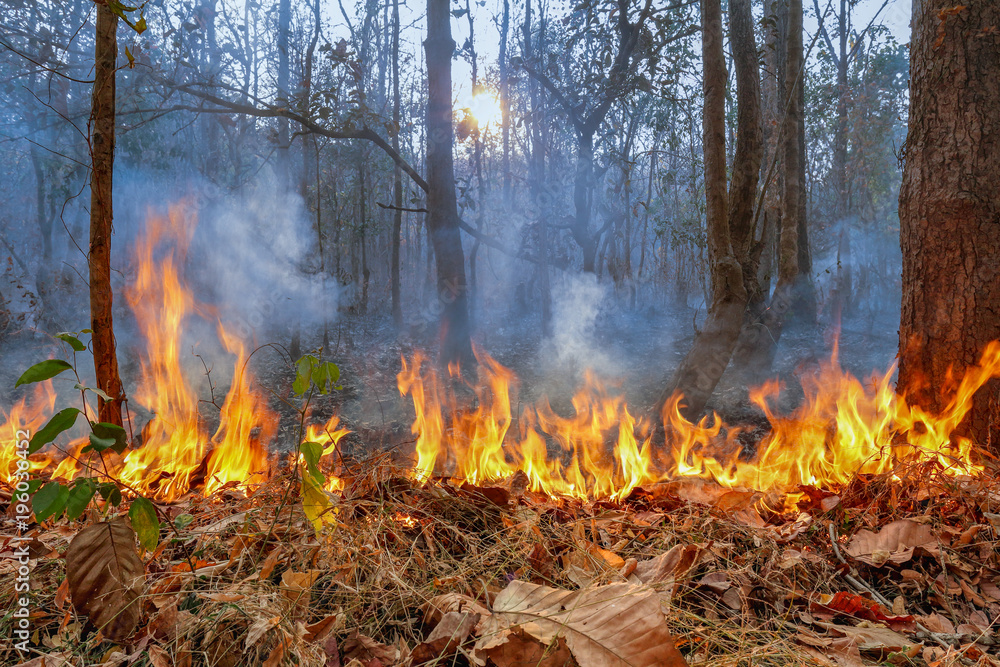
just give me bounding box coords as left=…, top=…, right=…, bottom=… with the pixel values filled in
left=425, top=0, right=473, bottom=365
left=655, top=0, right=760, bottom=422
left=898, top=0, right=1000, bottom=448
left=391, top=0, right=404, bottom=328
left=90, top=4, right=124, bottom=427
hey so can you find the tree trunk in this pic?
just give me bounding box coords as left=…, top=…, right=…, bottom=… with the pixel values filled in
left=655, top=0, right=760, bottom=421
left=898, top=0, right=1000, bottom=448
left=391, top=0, right=404, bottom=328
left=425, top=0, right=473, bottom=366
left=574, top=132, right=598, bottom=272
left=832, top=0, right=849, bottom=220
left=735, top=0, right=811, bottom=380
left=90, top=5, right=124, bottom=427
left=499, top=0, right=512, bottom=207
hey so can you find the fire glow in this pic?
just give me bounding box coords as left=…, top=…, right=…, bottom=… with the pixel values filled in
left=2, top=208, right=999, bottom=508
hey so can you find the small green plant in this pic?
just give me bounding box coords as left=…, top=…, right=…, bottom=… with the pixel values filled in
left=17, top=330, right=160, bottom=550
left=291, top=354, right=342, bottom=534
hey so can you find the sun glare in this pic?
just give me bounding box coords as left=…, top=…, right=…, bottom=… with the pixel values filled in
left=467, top=91, right=503, bottom=127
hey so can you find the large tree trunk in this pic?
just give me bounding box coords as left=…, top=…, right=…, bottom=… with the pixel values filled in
left=90, top=5, right=124, bottom=427
left=655, top=0, right=760, bottom=421
left=425, top=0, right=473, bottom=366
left=898, top=1, right=1000, bottom=448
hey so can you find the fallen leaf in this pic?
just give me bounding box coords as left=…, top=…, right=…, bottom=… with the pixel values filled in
left=818, top=622, right=915, bottom=654
left=147, top=646, right=170, bottom=667
left=476, top=580, right=688, bottom=667
left=65, top=518, right=144, bottom=641
left=479, top=626, right=575, bottom=667
left=810, top=592, right=915, bottom=631
left=412, top=610, right=480, bottom=664
left=845, top=520, right=937, bottom=567
left=340, top=630, right=403, bottom=665
left=631, top=543, right=705, bottom=590
left=12, top=652, right=77, bottom=667
left=246, top=616, right=281, bottom=648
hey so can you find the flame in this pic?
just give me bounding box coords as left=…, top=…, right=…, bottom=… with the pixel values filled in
left=2, top=382, right=57, bottom=481
left=398, top=343, right=1000, bottom=503
left=304, top=414, right=350, bottom=492
left=9, top=202, right=999, bottom=510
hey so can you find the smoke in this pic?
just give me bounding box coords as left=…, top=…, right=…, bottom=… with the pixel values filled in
left=539, top=272, right=613, bottom=378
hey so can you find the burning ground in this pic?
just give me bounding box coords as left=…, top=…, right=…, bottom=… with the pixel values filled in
left=3, top=208, right=1000, bottom=666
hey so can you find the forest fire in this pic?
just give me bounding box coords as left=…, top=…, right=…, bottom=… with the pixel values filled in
left=3, top=209, right=999, bottom=508
left=399, top=341, right=998, bottom=504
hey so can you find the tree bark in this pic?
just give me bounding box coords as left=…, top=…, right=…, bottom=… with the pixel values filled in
left=898, top=1, right=1000, bottom=448
left=391, top=0, right=404, bottom=328
left=90, top=4, right=124, bottom=427
left=655, top=0, right=760, bottom=421
left=425, top=0, right=474, bottom=366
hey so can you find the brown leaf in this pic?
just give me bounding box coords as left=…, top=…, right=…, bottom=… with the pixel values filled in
left=12, top=652, right=77, bottom=667
left=810, top=592, right=915, bottom=631
left=340, top=630, right=402, bottom=666
left=421, top=592, right=491, bottom=629
left=263, top=630, right=291, bottom=667
left=480, top=627, right=576, bottom=667
left=818, top=622, right=915, bottom=654
left=65, top=518, right=144, bottom=641
left=147, top=646, right=170, bottom=667
left=477, top=580, right=688, bottom=667
left=844, top=520, right=937, bottom=567
left=631, top=544, right=705, bottom=589
left=305, top=614, right=342, bottom=643
left=412, top=610, right=480, bottom=664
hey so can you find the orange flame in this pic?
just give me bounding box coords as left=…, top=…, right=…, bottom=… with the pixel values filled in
left=398, top=342, right=1000, bottom=502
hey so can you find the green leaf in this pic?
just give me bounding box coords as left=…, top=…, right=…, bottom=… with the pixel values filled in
left=15, top=359, right=73, bottom=387
left=55, top=333, right=86, bottom=352
left=98, top=483, right=123, bottom=507
left=84, top=422, right=128, bottom=454
left=33, top=482, right=69, bottom=522
left=75, top=383, right=112, bottom=401
left=293, top=355, right=318, bottom=395
left=66, top=481, right=96, bottom=521
left=29, top=408, right=81, bottom=454
left=86, top=433, right=117, bottom=453
left=174, top=513, right=195, bottom=530
left=129, top=497, right=160, bottom=551
left=299, top=441, right=324, bottom=482
left=134, top=16, right=147, bottom=34
left=22, top=479, right=44, bottom=495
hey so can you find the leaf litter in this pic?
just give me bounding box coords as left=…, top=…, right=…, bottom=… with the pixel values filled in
left=4, top=457, right=1000, bottom=666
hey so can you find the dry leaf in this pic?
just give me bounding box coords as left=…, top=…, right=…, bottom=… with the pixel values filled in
left=476, top=580, right=688, bottom=667
left=810, top=592, right=915, bottom=631
left=818, top=622, right=915, bottom=654
left=412, top=610, right=480, bottom=664
left=480, top=627, right=575, bottom=667
left=246, top=616, right=281, bottom=648
left=12, top=652, right=77, bottom=667
left=340, top=630, right=402, bottom=665
left=845, top=520, right=937, bottom=567
left=65, top=518, right=144, bottom=641
left=147, top=646, right=170, bottom=667
left=631, top=543, right=704, bottom=590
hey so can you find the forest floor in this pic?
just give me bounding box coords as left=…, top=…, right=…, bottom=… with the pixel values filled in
left=3, top=458, right=1000, bottom=667
left=7, top=302, right=985, bottom=667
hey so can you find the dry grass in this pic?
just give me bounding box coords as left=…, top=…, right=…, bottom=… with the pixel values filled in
left=3, top=456, right=1000, bottom=666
